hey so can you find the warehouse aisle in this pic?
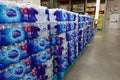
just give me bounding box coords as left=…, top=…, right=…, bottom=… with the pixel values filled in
left=63, top=29, right=120, bottom=80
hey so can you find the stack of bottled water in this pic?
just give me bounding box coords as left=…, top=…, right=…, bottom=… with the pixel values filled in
left=49, top=9, right=68, bottom=79
left=0, top=1, right=53, bottom=80
left=78, top=15, right=94, bottom=52
left=0, top=1, right=94, bottom=80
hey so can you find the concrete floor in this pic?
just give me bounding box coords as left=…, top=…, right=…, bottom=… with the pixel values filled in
left=63, top=29, right=120, bottom=80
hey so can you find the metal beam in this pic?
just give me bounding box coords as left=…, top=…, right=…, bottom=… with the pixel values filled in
left=84, top=0, right=87, bottom=13
left=69, top=0, right=72, bottom=11
left=49, top=0, right=54, bottom=8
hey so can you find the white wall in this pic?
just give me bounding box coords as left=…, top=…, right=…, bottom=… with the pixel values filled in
left=104, top=0, right=120, bottom=28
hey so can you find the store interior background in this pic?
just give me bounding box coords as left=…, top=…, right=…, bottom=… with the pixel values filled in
left=10, top=0, right=117, bottom=31
left=1, top=0, right=120, bottom=80
left=8, top=0, right=120, bottom=32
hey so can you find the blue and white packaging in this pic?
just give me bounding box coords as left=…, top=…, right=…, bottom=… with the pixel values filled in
left=67, top=12, right=75, bottom=21
left=24, top=26, right=33, bottom=40
left=0, top=59, right=32, bottom=80
left=31, top=26, right=40, bottom=39
left=78, top=22, right=84, bottom=29
left=53, top=64, right=58, bottom=74
left=52, top=74, right=58, bottom=80
left=35, top=6, right=49, bottom=22
left=68, top=53, right=75, bottom=64
left=39, top=75, right=48, bottom=80
left=45, top=66, right=53, bottom=78
left=68, top=58, right=73, bottom=64
left=66, top=23, right=76, bottom=31
left=27, top=36, right=50, bottom=54
left=0, top=46, right=22, bottom=70
left=0, top=42, right=29, bottom=70
left=74, top=44, right=79, bottom=57
left=56, top=35, right=64, bottom=46
left=50, top=22, right=66, bottom=34
left=83, top=15, right=87, bottom=22
left=78, top=29, right=82, bottom=36
left=24, top=26, right=40, bottom=40
left=57, top=51, right=68, bottom=73
left=74, top=12, right=78, bottom=22
left=18, top=3, right=29, bottom=22
left=61, top=50, right=68, bottom=70
left=0, top=29, right=3, bottom=48
left=38, top=24, right=50, bottom=38
left=78, top=41, right=84, bottom=51
left=23, top=73, right=38, bottom=80
left=49, top=9, right=58, bottom=22
left=1, top=26, right=25, bottom=46
left=31, top=49, right=51, bottom=66
left=0, top=2, right=22, bottom=24
left=36, top=64, right=49, bottom=80
left=66, top=30, right=75, bottom=41
left=78, top=15, right=83, bottom=22
left=53, top=57, right=63, bottom=73
left=50, top=35, right=57, bottom=46
left=20, top=43, right=29, bottom=59
left=50, top=34, right=65, bottom=46
left=23, top=68, right=38, bottom=80
left=74, top=29, right=79, bottom=37
left=49, top=9, right=67, bottom=21
left=22, top=58, right=33, bottom=73
left=55, top=23, right=66, bottom=34
left=54, top=45, right=63, bottom=55
left=45, top=56, right=53, bottom=67
left=68, top=46, right=75, bottom=54
left=62, top=40, right=68, bottom=50
left=0, top=2, right=94, bottom=80
left=68, top=40, right=75, bottom=49
left=74, top=37, right=79, bottom=45
left=27, top=5, right=38, bottom=22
